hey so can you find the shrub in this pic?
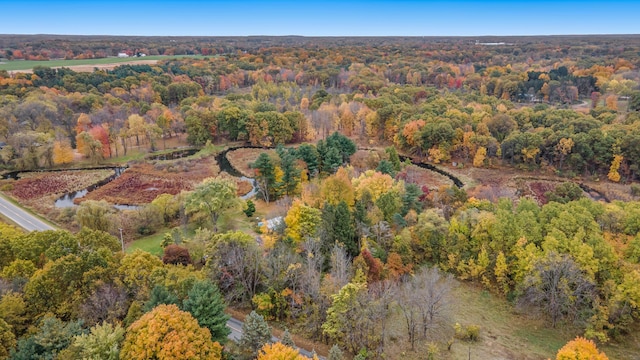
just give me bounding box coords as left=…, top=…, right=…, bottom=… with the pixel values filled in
left=162, top=244, right=192, bottom=265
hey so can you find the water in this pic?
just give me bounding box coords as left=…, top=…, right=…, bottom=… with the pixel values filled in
left=53, top=167, right=128, bottom=208
left=216, top=147, right=261, bottom=199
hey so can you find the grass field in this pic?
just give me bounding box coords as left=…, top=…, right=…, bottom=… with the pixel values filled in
left=126, top=228, right=167, bottom=256
left=0, top=55, right=206, bottom=71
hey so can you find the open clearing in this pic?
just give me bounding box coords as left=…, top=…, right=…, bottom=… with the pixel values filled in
left=0, top=54, right=206, bottom=72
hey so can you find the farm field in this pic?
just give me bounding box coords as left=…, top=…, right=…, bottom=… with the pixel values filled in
left=0, top=54, right=207, bottom=72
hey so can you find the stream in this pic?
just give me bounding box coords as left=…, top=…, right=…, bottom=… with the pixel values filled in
left=215, top=147, right=259, bottom=200
left=53, top=167, right=129, bottom=208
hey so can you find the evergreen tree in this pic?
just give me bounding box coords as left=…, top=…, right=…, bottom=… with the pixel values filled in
left=277, top=145, right=301, bottom=196
left=385, top=146, right=402, bottom=172
left=253, top=153, right=276, bottom=203
left=182, top=280, right=231, bottom=344
left=327, top=345, right=345, bottom=360
left=376, top=159, right=396, bottom=177
left=280, top=328, right=295, bottom=348
left=144, top=285, right=179, bottom=312
left=296, top=144, right=319, bottom=177
left=326, top=132, right=356, bottom=163
left=239, top=311, right=272, bottom=359
left=321, top=201, right=357, bottom=259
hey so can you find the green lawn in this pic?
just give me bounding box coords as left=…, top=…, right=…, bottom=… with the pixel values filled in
left=126, top=229, right=167, bottom=256
left=0, top=55, right=206, bottom=71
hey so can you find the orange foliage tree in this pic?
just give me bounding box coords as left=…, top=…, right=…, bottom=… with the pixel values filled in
left=52, top=141, right=74, bottom=165
left=120, top=304, right=222, bottom=360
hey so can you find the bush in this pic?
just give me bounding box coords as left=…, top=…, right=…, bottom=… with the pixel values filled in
left=244, top=200, right=256, bottom=217
left=454, top=322, right=480, bottom=342
left=162, top=244, right=192, bottom=265
left=631, top=184, right=640, bottom=197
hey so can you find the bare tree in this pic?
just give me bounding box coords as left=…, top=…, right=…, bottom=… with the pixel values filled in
left=519, top=252, right=596, bottom=328
left=329, top=243, right=352, bottom=289
left=397, top=267, right=454, bottom=350
left=79, top=283, right=129, bottom=326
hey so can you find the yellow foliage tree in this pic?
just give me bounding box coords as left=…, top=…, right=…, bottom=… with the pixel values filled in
left=320, top=167, right=355, bottom=207
left=284, top=199, right=322, bottom=244
left=52, top=141, right=74, bottom=165
left=257, top=342, right=306, bottom=360
left=608, top=155, right=622, bottom=182
left=121, top=304, right=222, bottom=360
left=556, top=337, right=608, bottom=360
left=428, top=146, right=446, bottom=164
left=352, top=170, right=401, bottom=203
left=473, top=147, right=487, bottom=167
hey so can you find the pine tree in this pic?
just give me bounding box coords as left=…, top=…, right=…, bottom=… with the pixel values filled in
left=280, top=328, right=295, bottom=348
left=253, top=153, right=276, bottom=203
left=327, top=345, right=344, bottom=360
left=182, top=280, right=231, bottom=344
left=144, top=285, right=178, bottom=312
left=240, top=311, right=272, bottom=358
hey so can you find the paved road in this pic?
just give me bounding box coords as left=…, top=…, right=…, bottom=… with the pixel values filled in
left=0, top=194, right=56, bottom=232
left=227, top=317, right=324, bottom=359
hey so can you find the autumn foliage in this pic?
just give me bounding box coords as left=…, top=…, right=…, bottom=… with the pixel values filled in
left=556, top=337, right=608, bottom=360
left=120, top=304, right=222, bottom=360
left=257, top=342, right=306, bottom=360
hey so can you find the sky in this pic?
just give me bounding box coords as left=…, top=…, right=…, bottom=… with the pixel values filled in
left=0, top=0, right=638, bottom=37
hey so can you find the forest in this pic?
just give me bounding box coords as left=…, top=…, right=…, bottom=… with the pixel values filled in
left=0, top=34, right=640, bottom=359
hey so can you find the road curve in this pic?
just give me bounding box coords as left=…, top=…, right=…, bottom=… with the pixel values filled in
left=226, top=317, right=324, bottom=359
left=0, top=194, right=56, bottom=232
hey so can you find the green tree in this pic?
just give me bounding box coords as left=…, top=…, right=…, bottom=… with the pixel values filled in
left=239, top=311, right=272, bottom=359
left=253, top=152, right=276, bottom=203
left=75, top=200, right=113, bottom=232
left=375, top=159, right=396, bottom=177
left=545, top=182, right=585, bottom=204
left=185, top=177, right=240, bottom=233
left=66, top=322, right=125, bottom=360
left=320, top=201, right=357, bottom=258
left=0, top=319, right=15, bottom=360
left=10, top=317, right=84, bottom=360
left=276, top=145, right=301, bottom=197
left=280, top=328, right=295, bottom=348
left=0, top=293, right=27, bottom=337
left=182, top=280, right=230, bottom=344
left=144, top=285, right=179, bottom=312
left=296, top=144, right=319, bottom=177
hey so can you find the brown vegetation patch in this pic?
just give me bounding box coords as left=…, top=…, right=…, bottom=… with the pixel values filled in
left=8, top=169, right=115, bottom=201
left=81, top=157, right=219, bottom=205
left=236, top=179, right=253, bottom=197
left=398, top=164, right=453, bottom=190
left=226, top=148, right=276, bottom=177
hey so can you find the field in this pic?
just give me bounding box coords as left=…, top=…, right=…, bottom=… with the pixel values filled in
left=0, top=55, right=206, bottom=72
left=80, top=156, right=220, bottom=205
left=226, top=148, right=277, bottom=177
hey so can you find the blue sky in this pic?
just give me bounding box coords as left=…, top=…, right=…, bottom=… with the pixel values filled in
left=0, top=0, right=638, bottom=36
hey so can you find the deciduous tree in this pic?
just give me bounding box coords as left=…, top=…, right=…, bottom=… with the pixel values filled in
left=121, top=304, right=222, bottom=360
left=185, top=177, right=240, bottom=233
